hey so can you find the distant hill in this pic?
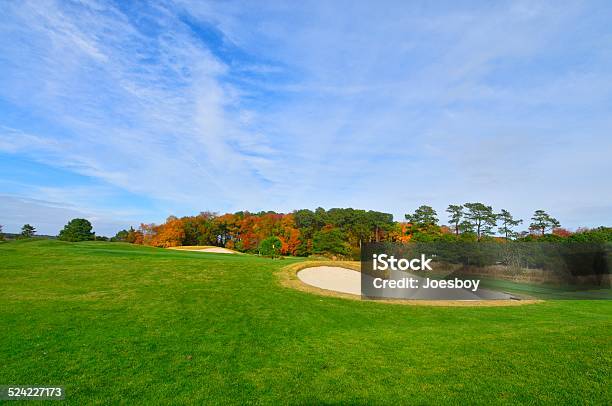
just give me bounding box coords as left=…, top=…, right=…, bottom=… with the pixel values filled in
left=1, top=233, right=57, bottom=240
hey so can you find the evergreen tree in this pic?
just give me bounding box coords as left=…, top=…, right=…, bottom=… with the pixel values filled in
left=497, top=209, right=522, bottom=239
left=463, top=203, right=497, bottom=241
left=405, top=205, right=438, bottom=227
left=58, top=219, right=95, bottom=242
left=529, top=210, right=560, bottom=236
left=21, top=224, right=36, bottom=238
left=446, top=205, right=464, bottom=235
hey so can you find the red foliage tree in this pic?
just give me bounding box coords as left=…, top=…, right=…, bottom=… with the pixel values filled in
left=552, top=227, right=573, bottom=237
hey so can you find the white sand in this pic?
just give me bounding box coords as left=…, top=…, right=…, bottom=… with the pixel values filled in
left=297, top=266, right=515, bottom=300
left=182, top=247, right=236, bottom=254
left=297, top=266, right=362, bottom=295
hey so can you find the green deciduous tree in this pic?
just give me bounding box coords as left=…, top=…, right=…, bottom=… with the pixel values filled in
left=529, top=210, right=560, bottom=236
left=497, top=209, right=523, bottom=239
left=568, top=226, right=612, bottom=242
left=259, top=236, right=282, bottom=257
left=58, top=218, right=95, bottom=242
left=313, top=227, right=350, bottom=256
left=112, top=229, right=129, bottom=242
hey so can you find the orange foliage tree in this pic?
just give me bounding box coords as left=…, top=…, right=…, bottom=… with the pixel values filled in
left=150, top=217, right=185, bottom=248
left=278, top=214, right=301, bottom=255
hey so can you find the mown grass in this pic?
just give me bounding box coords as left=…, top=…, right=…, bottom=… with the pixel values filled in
left=0, top=240, right=610, bottom=404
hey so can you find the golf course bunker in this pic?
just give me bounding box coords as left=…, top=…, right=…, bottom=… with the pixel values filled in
left=193, top=247, right=236, bottom=254
left=297, top=266, right=517, bottom=300
left=298, top=266, right=362, bottom=295
left=169, top=247, right=237, bottom=254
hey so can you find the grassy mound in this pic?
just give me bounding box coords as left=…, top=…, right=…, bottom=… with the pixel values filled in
left=0, top=240, right=610, bottom=404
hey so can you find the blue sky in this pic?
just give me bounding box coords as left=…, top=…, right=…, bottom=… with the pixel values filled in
left=1, top=0, right=611, bottom=236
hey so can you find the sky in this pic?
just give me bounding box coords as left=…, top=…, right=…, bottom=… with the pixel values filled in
left=1, top=0, right=611, bottom=236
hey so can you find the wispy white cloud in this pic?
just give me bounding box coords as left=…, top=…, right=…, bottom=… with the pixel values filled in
left=0, top=0, right=279, bottom=211
left=179, top=0, right=612, bottom=224
left=0, top=0, right=611, bottom=233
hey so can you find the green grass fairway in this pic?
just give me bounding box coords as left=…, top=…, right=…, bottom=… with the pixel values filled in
left=1, top=240, right=610, bottom=404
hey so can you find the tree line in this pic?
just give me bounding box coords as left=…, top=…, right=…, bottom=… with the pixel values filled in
left=109, top=204, right=610, bottom=257
left=3, top=204, right=610, bottom=257
left=113, top=209, right=400, bottom=258
left=407, top=204, right=560, bottom=241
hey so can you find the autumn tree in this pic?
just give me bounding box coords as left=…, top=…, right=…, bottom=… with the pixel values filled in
left=388, top=222, right=412, bottom=243
left=215, top=213, right=241, bottom=247
left=497, top=209, right=522, bottom=239
left=128, top=227, right=144, bottom=244
left=552, top=227, right=572, bottom=237
left=150, top=217, right=185, bottom=247
left=446, top=205, right=464, bottom=235
left=192, top=217, right=219, bottom=246
left=529, top=210, right=560, bottom=236
left=138, top=223, right=157, bottom=245
left=278, top=214, right=302, bottom=255
left=112, top=226, right=144, bottom=244
left=237, top=214, right=260, bottom=251
left=463, top=203, right=497, bottom=241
